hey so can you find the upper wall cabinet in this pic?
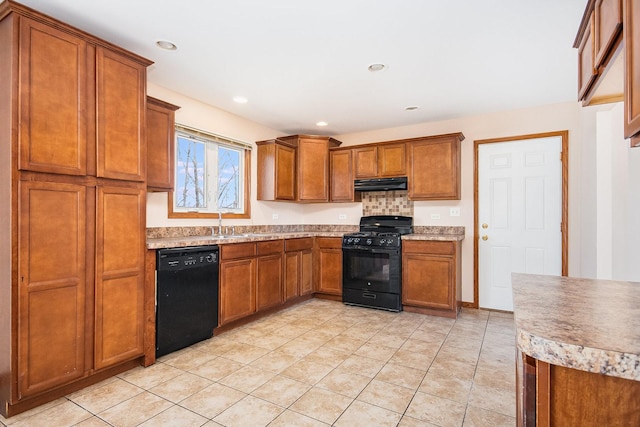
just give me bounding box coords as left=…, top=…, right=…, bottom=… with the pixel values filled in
left=330, top=147, right=361, bottom=203
left=146, top=97, right=180, bottom=191
left=353, top=142, right=406, bottom=178
left=625, top=0, right=640, bottom=142
left=15, top=12, right=151, bottom=180
left=257, top=135, right=341, bottom=203
left=407, top=133, right=464, bottom=200
left=575, top=0, right=640, bottom=143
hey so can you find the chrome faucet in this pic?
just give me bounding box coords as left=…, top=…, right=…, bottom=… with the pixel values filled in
left=218, top=211, right=223, bottom=235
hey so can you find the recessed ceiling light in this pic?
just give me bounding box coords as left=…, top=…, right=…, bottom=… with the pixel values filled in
left=405, top=106, right=419, bottom=111
left=233, top=96, right=248, bottom=104
left=316, top=121, right=328, bottom=127
left=155, top=40, right=177, bottom=51
left=368, top=63, right=387, bottom=72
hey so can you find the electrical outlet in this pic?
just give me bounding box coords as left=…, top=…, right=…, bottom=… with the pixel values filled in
left=431, top=213, right=441, bottom=220
left=272, top=213, right=279, bottom=220
left=338, top=214, right=347, bottom=220
left=450, top=207, right=461, bottom=217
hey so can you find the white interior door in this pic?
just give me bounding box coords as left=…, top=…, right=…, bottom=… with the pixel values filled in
left=478, top=136, right=563, bottom=311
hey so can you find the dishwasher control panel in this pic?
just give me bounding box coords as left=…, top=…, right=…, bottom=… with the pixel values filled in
left=157, top=246, right=219, bottom=272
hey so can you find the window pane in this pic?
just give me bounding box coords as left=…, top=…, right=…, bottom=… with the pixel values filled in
left=217, top=146, right=241, bottom=210
left=175, top=136, right=207, bottom=208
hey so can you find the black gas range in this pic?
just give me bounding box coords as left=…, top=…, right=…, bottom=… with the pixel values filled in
left=342, top=216, right=413, bottom=312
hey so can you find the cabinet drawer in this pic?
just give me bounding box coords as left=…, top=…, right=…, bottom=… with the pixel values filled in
left=402, top=240, right=454, bottom=255
left=257, top=239, right=284, bottom=256
left=316, top=237, right=342, bottom=249
left=285, top=237, right=313, bottom=252
left=221, top=242, right=256, bottom=260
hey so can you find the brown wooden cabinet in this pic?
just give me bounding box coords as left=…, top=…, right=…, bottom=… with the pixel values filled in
left=402, top=240, right=462, bottom=318
left=0, top=2, right=151, bottom=417
left=284, top=238, right=314, bottom=301
left=16, top=16, right=149, bottom=181
left=257, top=135, right=341, bottom=202
left=219, top=240, right=285, bottom=325
left=329, top=148, right=360, bottom=202
left=219, top=243, right=257, bottom=325
left=146, top=97, right=180, bottom=191
left=517, top=350, right=640, bottom=426
left=18, top=180, right=88, bottom=397
left=94, top=185, right=145, bottom=369
left=314, top=237, right=343, bottom=297
left=407, top=134, right=464, bottom=200
left=577, top=12, right=598, bottom=100
left=353, top=143, right=406, bottom=179
left=594, top=0, right=623, bottom=67
left=256, top=139, right=296, bottom=201
left=625, top=0, right=640, bottom=141
left=256, top=240, right=284, bottom=311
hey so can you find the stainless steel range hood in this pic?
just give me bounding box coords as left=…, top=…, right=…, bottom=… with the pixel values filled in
left=354, top=177, right=408, bottom=192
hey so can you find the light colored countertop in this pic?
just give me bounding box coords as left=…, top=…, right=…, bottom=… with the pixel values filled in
left=512, top=273, right=640, bottom=381
left=146, top=226, right=465, bottom=249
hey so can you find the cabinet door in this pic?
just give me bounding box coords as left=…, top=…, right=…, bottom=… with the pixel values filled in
left=408, top=137, right=461, bottom=200
left=626, top=0, right=640, bottom=140
left=257, top=253, right=283, bottom=310
left=316, top=239, right=342, bottom=295
left=594, top=0, right=623, bottom=67
left=578, top=13, right=597, bottom=100
left=18, top=181, right=87, bottom=396
left=377, top=143, right=406, bottom=177
left=298, top=138, right=329, bottom=201
left=95, top=185, right=145, bottom=369
left=275, top=144, right=296, bottom=200
left=330, top=149, right=357, bottom=202
left=402, top=253, right=454, bottom=311
left=146, top=97, right=179, bottom=191
left=219, top=258, right=256, bottom=325
left=300, top=249, right=314, bottom=295
left=18, top=18, right=87, bottom=176
left=353, top=146, right=377, bottom=178
left=284, top=252, right=300, bottom=301
left=96, top=47, right=146, bottom=181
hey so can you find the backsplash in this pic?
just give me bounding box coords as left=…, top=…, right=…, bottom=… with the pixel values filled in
left=361, top=190, right=414, bottom=217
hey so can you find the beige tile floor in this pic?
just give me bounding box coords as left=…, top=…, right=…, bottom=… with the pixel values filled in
left=0, top=299, right=516, bottom=427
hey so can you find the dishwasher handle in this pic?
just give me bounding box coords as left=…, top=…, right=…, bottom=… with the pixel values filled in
left=157, top=246, right=219, bottom=272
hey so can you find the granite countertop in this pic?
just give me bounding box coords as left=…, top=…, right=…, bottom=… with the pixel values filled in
left=146, top=225, right=465, bottom=249
left=512, top=273, right=640, bottom=381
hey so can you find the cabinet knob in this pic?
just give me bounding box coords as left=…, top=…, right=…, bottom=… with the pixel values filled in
left=481, top=235, right=488, bottom=241
left=482, top=223, right=488, bottom=229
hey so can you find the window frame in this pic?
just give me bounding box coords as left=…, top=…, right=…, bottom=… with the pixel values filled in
left=167, top=125, right=251, bottom=219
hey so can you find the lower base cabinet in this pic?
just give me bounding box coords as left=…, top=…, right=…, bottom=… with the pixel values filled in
left=517, top=350, right=640, bottom=426
left=401, top=240, right=461, bottom=318
left=284, top=238, right=314, bottom=301
left=219, top=240, right=284, bottom=326
left=314, top=237, right=342, bottom=296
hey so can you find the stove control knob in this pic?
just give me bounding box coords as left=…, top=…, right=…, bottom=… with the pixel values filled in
left=366, top=239, right=372, bottom=245
left=354, top=238, right=360, bottom=243
left=380, top=239, right=386, bottom=244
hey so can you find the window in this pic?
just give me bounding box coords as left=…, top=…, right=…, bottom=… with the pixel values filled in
left=168, top=124, right=251, bottom=218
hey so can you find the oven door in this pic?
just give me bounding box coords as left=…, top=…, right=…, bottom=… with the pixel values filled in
left=342, top=246, right=400, bottom=293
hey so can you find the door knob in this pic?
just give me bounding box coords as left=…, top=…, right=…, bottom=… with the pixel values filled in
left=481, top=235, right=488, bottom=241
left=482, top=223, right=488, bottom=229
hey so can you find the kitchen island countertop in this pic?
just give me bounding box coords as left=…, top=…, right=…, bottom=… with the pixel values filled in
left=512, top=273, right=640, bottom=381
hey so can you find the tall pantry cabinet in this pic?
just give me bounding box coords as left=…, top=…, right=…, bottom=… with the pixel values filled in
left=0, top=1, right=151, bottom=417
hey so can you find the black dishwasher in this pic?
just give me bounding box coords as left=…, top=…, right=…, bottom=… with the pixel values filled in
left=156, top=245, right=219, bottom=357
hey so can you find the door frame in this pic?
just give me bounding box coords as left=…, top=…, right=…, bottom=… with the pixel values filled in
left=472, top=130, right=569, bottom=309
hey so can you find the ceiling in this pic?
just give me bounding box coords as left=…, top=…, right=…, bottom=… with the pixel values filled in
left=18, top=0, right=588, bottom=135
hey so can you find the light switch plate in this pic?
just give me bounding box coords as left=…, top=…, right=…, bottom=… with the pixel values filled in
left=450, top=207, right=461, bottom=217
left=338, top=214, right=347, bottom=220
left=431, top=213, right=441, bottom=220
left=272, top=213, right=279, bottom=220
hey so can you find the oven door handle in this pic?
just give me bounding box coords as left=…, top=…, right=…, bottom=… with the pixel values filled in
left=342, top=247, right=399, bottom=254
